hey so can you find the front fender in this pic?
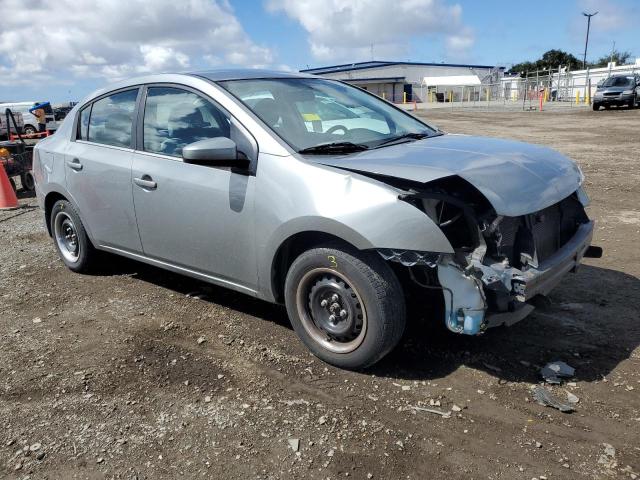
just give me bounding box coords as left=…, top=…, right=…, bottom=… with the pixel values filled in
left=255, top=154, right=454, bottom=300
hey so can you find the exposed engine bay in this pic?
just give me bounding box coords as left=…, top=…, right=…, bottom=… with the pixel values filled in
left=376, top=175, right=601, bottom=335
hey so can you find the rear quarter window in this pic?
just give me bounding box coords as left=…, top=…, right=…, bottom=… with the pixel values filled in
left=77, top=106, right=91, bottom=141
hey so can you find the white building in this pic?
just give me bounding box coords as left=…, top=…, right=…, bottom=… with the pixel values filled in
left=300, top=61, right=504, bottom=103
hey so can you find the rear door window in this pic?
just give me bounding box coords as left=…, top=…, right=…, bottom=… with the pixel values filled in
left=87, top=89, right=138, bottom=148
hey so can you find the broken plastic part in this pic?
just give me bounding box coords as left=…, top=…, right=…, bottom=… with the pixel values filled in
left=437, top=259, right=486, bottom=334
left=377, top=249, right=441, bottom=267
left=532, top=385, right=574, bottom=413
left=540, top=360, right=575, bottom=384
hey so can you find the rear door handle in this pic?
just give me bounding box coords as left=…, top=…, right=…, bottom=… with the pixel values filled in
left=66, top=158, right=83, bottom=171
left=133, top=176, right=157, bottom=190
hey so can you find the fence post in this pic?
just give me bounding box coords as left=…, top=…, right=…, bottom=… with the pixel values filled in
left=382, top=92, right=386, bottom=100
left=403, top=91, right=407, bottom=104
left=585, top=78, right=591, bottom=104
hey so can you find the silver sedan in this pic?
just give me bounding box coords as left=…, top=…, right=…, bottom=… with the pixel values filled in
left=33, top=70, right=600, bottom=369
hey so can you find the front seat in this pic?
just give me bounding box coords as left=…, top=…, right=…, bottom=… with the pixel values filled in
left=252, top=98, right=282, bottom=129
left=163, top=104, right=219, bottom=156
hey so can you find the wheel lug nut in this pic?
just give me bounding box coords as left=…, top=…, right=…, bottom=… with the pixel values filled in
left=329, top=315, right=336, bottom=323
left=339, top=309, right=347, bottom=319
left=320, top=299, right=328, bottom=307
left=331, top=294, right=339, bottom=302
left=331, top=302, right=340, bottom=311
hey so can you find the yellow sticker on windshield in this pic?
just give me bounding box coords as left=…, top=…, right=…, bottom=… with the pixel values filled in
left=302, top=113, right=321, bottom=121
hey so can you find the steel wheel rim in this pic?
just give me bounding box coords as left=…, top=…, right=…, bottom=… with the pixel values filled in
left=54, top=212, right=80, bottom=263
left=295, top=268, right=367, bottom=354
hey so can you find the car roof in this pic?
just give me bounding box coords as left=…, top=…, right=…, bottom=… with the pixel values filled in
left=78, top=69, right=320, bottom=106
left=187, top=69, right=314, bottom=81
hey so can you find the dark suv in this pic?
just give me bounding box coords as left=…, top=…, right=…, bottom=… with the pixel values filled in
left=593, top=74, right=640, bottom=110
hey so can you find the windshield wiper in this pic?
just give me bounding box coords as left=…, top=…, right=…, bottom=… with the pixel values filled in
left=374, top=132, right=431, bottom=148
left=298, top=142, right=369, bottom=155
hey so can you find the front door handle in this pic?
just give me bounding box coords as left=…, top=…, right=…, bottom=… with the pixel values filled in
left=66, top=158, right=83, bottom=171
left=133, top=176, right=157, bottom=190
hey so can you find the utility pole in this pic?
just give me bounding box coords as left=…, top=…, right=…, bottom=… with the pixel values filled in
left=582, top=11, right=598, bottom=69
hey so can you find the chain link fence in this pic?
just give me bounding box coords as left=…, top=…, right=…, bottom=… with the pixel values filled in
left=380, top=64, right=639, bottom=110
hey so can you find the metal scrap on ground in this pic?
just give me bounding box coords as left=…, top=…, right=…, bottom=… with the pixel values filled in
left=532, top=386, right=574, bottom=413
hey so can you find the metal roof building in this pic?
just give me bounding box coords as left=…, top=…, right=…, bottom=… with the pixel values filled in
left=300, top=61, right=504, bottom=103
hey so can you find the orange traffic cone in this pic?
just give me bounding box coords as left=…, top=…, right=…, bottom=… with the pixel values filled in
left=0, top=163, right=19, bottom=210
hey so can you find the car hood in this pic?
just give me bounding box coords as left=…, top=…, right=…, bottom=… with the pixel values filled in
left=312, top=134, right=582, bottom=216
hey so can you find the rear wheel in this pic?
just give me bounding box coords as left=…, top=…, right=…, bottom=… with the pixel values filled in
left=23, top=125, right=36, bottom=135
left=284, top=245, right=406, bottom=369
left=50, top=200, right=99, bottom=273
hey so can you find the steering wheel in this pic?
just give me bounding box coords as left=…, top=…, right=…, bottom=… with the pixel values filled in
left=326, top=125, right=348, bottom=135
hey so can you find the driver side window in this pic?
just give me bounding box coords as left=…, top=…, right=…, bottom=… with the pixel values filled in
left=143, top=87, right=230, bottom=157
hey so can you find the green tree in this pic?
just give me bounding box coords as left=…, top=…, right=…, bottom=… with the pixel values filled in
left=590, top=50, right=632, bottom=68
left=508, top=49, right=581, bottom=76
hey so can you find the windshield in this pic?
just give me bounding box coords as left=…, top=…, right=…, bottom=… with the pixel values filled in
left=218, top=78, right=437, bottom=152
left=601, top=76, right=634, bottom=87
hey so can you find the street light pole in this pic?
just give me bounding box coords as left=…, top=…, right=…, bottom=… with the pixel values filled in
left=582, top=11, right=598, bottom=69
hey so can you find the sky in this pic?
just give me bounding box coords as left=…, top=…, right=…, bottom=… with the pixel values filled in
left=0, top=0, right=638, bottom=104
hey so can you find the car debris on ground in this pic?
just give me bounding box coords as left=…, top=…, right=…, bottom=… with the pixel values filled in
left=532, top=385, right=575, bottom=413
left=540, top=360, right=576, bottom=384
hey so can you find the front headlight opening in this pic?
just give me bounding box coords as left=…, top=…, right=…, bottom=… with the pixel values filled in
left=422, top=198, right=478, bottom=250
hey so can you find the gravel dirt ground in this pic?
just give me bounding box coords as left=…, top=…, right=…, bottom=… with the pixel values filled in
left=1, top=108, right=639, bottom=480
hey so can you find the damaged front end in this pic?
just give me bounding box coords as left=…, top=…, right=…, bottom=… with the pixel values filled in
left=379, top=176, right=600, bottom=335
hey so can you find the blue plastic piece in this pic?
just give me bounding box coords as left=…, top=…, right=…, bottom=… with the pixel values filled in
left=462, top=311, right=484, bottom=335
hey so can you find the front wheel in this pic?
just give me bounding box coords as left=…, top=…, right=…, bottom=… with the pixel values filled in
left=23, top=125, right=36, bottom=135
left=284, top=245, right=406, bottom=369
left=592, top=102, right=601, bottom=111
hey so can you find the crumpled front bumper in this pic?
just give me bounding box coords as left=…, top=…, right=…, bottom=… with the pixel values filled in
left=437, top=220, right=595, bottom=335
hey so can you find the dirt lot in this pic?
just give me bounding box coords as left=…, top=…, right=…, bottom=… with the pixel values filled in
left=1, top=108, right=639, bottom=479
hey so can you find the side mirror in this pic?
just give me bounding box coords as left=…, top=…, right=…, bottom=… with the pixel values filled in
left=182, top=137, right=248, bottom=168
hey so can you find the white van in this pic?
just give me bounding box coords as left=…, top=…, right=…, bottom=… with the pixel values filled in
left=0, top=101, right=55, bottom=134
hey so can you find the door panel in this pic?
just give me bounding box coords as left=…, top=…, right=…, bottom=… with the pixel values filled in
left=65, top=142, right=141, bottom=251
left=64, top=88, right=142, bottom=252
left=131, top=85, right=258, bottom=291
left=131, top=154, right=257, bottom=290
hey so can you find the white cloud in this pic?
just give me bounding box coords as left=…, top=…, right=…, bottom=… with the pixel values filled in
left=266, top=0, right=474, bottom=62
left=0, top=0, right=273, bottom=85
left=577, top=0, right=633, bottom=31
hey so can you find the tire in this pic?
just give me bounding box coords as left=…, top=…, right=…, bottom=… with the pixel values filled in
left=23, top=125, right=36, bottom=135
left=628, top=97, right=636, bottom=109
left=50, top=200, right=99, bottom=273
left=9, top=178, right=17, bottom=193
left=592, top=103, right=600, bottom=111
left=284, top=244, right=406, bottom=369
left=20, top=171, right=35, bottom=191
